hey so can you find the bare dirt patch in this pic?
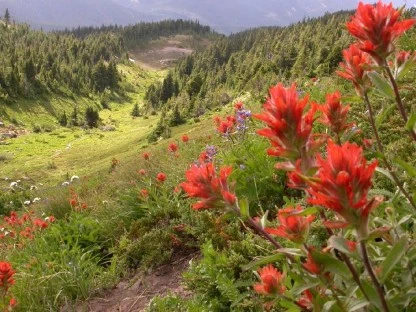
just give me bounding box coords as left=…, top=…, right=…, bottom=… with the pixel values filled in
left=129, top=34, right=211, bottom=70
left=71, top=252, right=198, bottom=312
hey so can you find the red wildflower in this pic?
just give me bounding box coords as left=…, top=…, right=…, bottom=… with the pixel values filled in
left=182, top=134, right=189, bottom=143
left=168, top=143, right=178, bottom=153
left=347, top=1, right=415, bottom=64
left=337, top=44, right=371, bottom=96
left=9, top=297, right=17, bottom=307
left=70, top=198, right=77, bottom=207
left=265, top=206, right=315, bottom=244
left=140, top=189, right=149, bottom=198
left=286, top=159, right=309, bottom=190
left=81, top=203, right=88, bottom=209
left=319, top=91, right=353, bottom=136
left=0, top=262, right=15, bottom=290
left=33, top=218, right=48, bottom=229
left=47, top=216, right=56, bottom=223
left=156, top=172, right=167, bottom=183
left=142, top=152, right=150, bottom=160
left=217, top=118, right=235, bottom=136
left=180, top=163, right=236, bottom=210
left=346, top=240, right=357, bottom=252
left=394, top=50, right=416, bottom=77
left=213, top=115, right=221, bottom=126
left=303, top=252, right=321, bottom=275
left=253, top=265, right=286, bottom=295
left=297, top=290, right=313, bottom=310
left=199, top=151, right=209, bottom=163
left=307, top=141, right=379, bottom=239
left=234, top=101, right=244, bottom=110
left=138, top=169, right=146, bottom=176
left=254, top=83, right=317, bottom=161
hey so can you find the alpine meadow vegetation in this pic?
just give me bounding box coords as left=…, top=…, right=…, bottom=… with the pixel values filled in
left=0, top=1, right=415, bottom=311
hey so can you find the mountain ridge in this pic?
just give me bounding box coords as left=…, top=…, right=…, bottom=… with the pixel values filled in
left=0, top=0, right=412, bottom=34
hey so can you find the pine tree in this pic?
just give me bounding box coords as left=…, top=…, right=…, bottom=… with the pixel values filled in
left=4, top=8, right=10, bottom=24
left=131, top=103, right=140, bottom=117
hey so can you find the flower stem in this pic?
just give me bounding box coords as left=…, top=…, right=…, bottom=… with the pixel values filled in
left=360, top=241, right=390, bottom=312
left=363, top=93, right=416, bottom=210
left=318, top=210, right=369, bottom=300
left=384, top=65, right=416, bottom=142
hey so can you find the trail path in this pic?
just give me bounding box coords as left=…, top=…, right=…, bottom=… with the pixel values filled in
left=69, top=252, right=197, bottom=312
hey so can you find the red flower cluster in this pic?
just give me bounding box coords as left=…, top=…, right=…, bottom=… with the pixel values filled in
left=0, top=211, right=53, bottom=247
left=181, top=134, right=189, bottom=143
left=142, top=152, right=150, bottom=160
left=307, top=141, right=379, bottom=238
left=215, top=116, right=236, bottom=136
left=138, top=169, right=146, bottom=176
left=180, top=163, right=236, bottom=210
left=0, top=262, right=15, bottom=289
left=346, top=1, right=415, bottom=64
left=319, top=91, right=353, bottom=137
left=253, top=265, right=286, bottom=295
left=303, top=252, right=321, bottom=275
left=168, top=143, right=178, bottom=153
left=254, top=83, right=317, bottom=162
left=265, top=206, right=315, bottom=244
left=337, top=44, right=371, bottom=96
left=156, top=172, right=167, bottom=183
left=69, top=190, right=88, bottom=211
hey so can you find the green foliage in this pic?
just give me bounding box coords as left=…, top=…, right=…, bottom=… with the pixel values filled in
left=85, top=106, right=100, bottom=128
left=131, top=103, right=140, bottom=117
left=145, top=11, right=353, bottom=118
left=147, top=118, right=172, bottom=142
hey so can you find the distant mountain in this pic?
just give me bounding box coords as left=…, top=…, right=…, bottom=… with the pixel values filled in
left=0, top=0, right=413, bottom=33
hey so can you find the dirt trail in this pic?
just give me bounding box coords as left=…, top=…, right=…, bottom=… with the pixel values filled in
left=70, top=252, right=197, bottom=312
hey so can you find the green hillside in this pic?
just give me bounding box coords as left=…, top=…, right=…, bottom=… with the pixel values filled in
left=0, top=4, right=416, bottom=311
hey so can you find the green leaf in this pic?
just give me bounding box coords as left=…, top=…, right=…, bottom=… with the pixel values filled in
left=375, top=167, right=395, bottom=183
left=347, top=299, right=370, bottom=312
left=361, top=279, right=382, bottom=311
left=292, top=281, right=320, bottom=295
left=394, top=158, right=416, bottom=178
left=375, top=104, right=396, bottom=129
left=405, top=113, right=416, bottom=131
left=238, top=197, right=250, bottom=220
left=241, top=254, right=283, bottom=271
left=311, top=250, right=351, bottom=278
left=260, top=210, right=269, bottom=229
left=286, top=206, right=318, bottom=217
left=328, top=235, right=356, bottom=256
left=277, top=248, right=303, bottom=257
left=368, top=71, right=395, bottom=99
left=380, top=236, right=407, bottom=282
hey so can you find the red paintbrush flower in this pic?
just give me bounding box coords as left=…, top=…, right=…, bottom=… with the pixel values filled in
left=318, top=91, right=353, bottom=136
left=234, top=101, right=244, bottom=110
left=217, top=117, right=235, bottom=136
left=168, top=143, right=178, bottom=153
left=254, top=83, right=318, bottom=162
left=307, top=141, right=380, bottom=239
left=337, top=44, right=371, bottom=96
left=253, top=265, right=286, bottom=295
left=140, top=189, right=149, bottom=198
left=182, top=134, right=189, bottom=143
left=180, top=163, right=236, bottom=210
left=303, top=252, right=321, bottom=275
left=138, top=169, right=146, bottom=176
left=142, top=152, right=150, bottom=160
left=347, top=1, right=415, bottom=64
left=297, top=290, right=314, bottom=310
left=156, top=172, right=167, bottom=183
left=265, top=206, right=315, bottom=244
left=0, top=262, right=15, bottom=290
